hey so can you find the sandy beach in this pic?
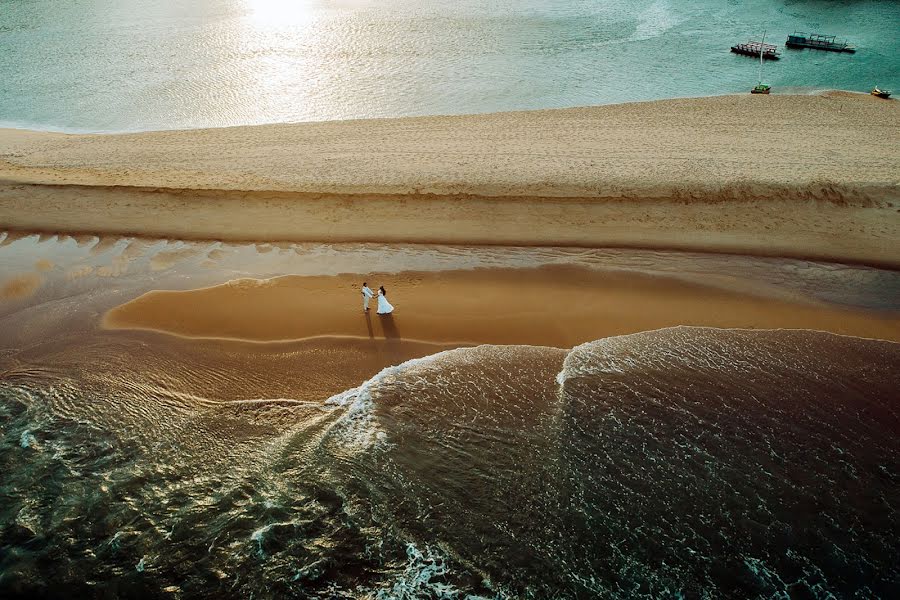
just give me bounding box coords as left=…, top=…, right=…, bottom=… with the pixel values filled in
left=4, top=0, right=900, bottom=593
left=1, top=92, right=898, bottom=267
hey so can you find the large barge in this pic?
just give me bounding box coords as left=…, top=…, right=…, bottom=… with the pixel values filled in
left=785, top=32, right=856, bottom=53
left=731, top=41, right=781, bottom=60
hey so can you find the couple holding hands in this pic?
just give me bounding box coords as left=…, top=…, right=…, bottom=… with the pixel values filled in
left=361, top=283, right=394, bottom=314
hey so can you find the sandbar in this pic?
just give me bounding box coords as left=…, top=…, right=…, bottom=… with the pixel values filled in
left=103, top=267, right=900, bottom=346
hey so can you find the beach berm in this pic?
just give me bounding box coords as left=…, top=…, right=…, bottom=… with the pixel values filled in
left=1, top=92, right=898, bottom=266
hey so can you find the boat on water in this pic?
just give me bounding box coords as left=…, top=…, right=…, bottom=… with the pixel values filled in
left=750, top=31, right=771, bottom=94
left=786, top=32, right=856, bottom=53
left=731, top=41, right=780, bottom=60
left=871, top=87, right=892, bottom=99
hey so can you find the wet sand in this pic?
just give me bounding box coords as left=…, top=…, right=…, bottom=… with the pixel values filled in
left=2, top=93, right=899, bottom=267
left=2, top=234, right=898, bottom=407
left=103, top=266, right=900, bottom=347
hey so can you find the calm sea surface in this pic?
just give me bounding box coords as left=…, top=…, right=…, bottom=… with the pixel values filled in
left=1, top=0, right=899, bottom=131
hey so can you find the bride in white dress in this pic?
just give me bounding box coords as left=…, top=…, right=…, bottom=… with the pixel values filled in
left=376, top=286, right=394, bottom=314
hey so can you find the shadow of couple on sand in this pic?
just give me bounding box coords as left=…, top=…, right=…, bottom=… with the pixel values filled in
left=364, top=311, right=401, bottom=340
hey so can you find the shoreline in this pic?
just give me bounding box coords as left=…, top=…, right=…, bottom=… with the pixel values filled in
left=2, top=93, right=898, bottom=267
left=0, top=86, right=869, bottom=135
left=0, top=88, right=851, bottom=136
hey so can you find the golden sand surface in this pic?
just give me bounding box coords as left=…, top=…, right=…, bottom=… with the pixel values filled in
left=1, top=93, right=898, bottom=267
left=103, top=267, right=900, bottom=346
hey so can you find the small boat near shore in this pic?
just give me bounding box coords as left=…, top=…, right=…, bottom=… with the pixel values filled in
left=871, top=87, right=892, bottom=99
left=731, top=41, right=780, bottom=60
left=749, top=31, right=772, bottom=94
left=786, top=32, right=856, bottom=53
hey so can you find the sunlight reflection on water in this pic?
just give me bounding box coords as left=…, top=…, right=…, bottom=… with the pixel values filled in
left=0, top=0, right=898, bottom=131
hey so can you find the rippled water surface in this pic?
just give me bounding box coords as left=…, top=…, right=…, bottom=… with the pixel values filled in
left=1, top=234, right=899, bottom=598
left=2, top=0, right=899, bottom=131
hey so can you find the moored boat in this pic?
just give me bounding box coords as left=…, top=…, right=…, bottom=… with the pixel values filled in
left=749, top=31, right=772, bottom=95
left=786, top=32, right=855, bottom=53
left=731, top=41, right=780, bottom=60
left=871, top=87, right=892, bottom=99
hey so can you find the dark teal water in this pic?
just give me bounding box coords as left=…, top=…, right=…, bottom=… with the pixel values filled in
left=2, top=328, right=898, bottom=598
left=1, top=0, right=898, bottom=131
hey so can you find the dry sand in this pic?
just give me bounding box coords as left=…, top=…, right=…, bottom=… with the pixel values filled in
left=2, top=92, right=899, bottom=267
left=103, top=267, right=900, bottom=346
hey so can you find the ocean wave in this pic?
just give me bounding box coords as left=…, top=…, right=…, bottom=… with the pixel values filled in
left=318, top=344, right=563, bottom=455
left=322, top=348, right=464, bottom=452
left=311, top=327, right=899, bottom=597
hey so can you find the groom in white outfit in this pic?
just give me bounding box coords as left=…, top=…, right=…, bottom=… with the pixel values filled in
left=361, top=282, right=374, bottom=312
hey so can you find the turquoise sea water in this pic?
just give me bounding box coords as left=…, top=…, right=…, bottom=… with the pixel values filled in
left=1, top=0, right=899, bottom=132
